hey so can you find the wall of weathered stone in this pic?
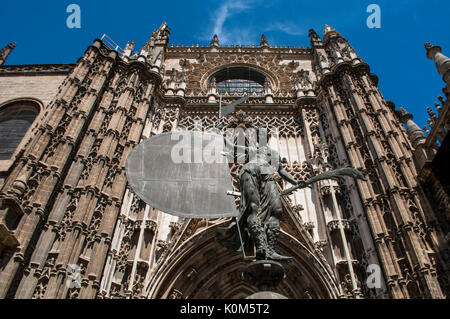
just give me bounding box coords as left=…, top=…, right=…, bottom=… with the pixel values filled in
left=0, top=73, right=67, bottom=107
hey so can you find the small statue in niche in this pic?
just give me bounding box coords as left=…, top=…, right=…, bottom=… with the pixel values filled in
left=294, top=69, right=313, bottom=91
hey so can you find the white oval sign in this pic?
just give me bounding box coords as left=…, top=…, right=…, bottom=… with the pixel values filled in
left=125, top=131, right=238, bottom=219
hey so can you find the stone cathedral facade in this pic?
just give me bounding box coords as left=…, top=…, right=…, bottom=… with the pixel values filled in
left=0, top=23, right=448, bottom=299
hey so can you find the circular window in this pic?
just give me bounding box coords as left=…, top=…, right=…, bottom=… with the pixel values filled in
left=211, top=67, right=267, bottom=96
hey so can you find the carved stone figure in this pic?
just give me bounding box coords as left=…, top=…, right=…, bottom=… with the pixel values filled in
left=294, top=69, right=313, bottom=91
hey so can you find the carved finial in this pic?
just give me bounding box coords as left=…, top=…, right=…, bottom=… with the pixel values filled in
left=434, top=102, right=442, bottom=113
left=211, top=34, right=220, bottom=47
left=427, top=107, right=438, bottom=120
left=425, top=42, right=442, bottom=59
left=159, top=21, right=169, bottom=32
left=141, top=23, right=170, bottom=55
left=309, top=29, right=319, bottom=39
left=153, top=22, right=170, bottom=44
left=398, top=107, right=426, bottom=148
left=424, top=43, right=450, bottom=91
left=427, top=107, right=438, bottom=126
left=397, top=107, right=413, bottom=123
left=125, top=40, right=135, bottom=51
left=309, top=29, right=323, bottom=47
left=438, top=95, right=445, bottom=104
left=324, top=24, right=333, bottom=34
left=322, top=25, right=341, bottom=42
left=423, top=125, right=430, bottom=135
left=260, top=34, right=269, bottom=47
left=122, top=40, right=136, bottom=59
left=425, top=42, right=433, bottom=50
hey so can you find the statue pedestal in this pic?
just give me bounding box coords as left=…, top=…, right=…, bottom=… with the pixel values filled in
left=243, top=260, right=288, bottom=299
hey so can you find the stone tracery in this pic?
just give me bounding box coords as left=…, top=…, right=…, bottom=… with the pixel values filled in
left=0, top=23, right=447, bottom=300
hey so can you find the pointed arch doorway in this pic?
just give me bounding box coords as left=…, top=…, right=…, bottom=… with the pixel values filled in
left=147, top=221, right=340, bottom=299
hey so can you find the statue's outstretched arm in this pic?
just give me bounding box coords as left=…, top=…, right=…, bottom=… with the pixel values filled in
left=278, top=167, right=301, bottom=186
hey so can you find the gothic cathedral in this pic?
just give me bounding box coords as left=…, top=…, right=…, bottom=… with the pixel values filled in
left=0, top=23, right=448, bottom=299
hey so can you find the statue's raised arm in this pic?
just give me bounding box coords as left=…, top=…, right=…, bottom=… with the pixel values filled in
left=278, top=163, right=301, bottom=186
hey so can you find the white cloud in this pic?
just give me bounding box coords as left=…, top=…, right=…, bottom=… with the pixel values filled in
left=264, top=22, right=306, bottom=36
left=199, top=0, right=306, bottom=45
left=211, top=0, right=252, bottom=44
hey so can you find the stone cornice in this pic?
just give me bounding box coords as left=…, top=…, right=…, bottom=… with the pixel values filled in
left=180, top=104, right=300, bottom=114
left=0, top=64, right=75, bottom=75
left=89, top=39, right=164, bottom=88
left=166, top=45, right=312, bottom=57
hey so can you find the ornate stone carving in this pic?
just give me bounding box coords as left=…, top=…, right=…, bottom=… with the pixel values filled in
left=0, top=25, right=447, bottom=301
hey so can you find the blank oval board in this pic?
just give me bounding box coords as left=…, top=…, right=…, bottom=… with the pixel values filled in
left=125, top=131, right=238, bottom=219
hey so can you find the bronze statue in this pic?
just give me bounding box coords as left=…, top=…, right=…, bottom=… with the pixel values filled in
left=216, top=129, right=367, bottom=262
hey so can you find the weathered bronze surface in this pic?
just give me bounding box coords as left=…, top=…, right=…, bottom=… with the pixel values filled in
left=217, top=134, right=367, bottom=262
left=216, top=140, right=300, bottom=261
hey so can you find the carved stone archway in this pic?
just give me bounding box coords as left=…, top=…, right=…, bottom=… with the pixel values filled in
left=147, top=222, right=340, bottom=299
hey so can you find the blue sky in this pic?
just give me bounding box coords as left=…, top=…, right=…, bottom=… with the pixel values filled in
left=1, top=0, right=449, bottom=129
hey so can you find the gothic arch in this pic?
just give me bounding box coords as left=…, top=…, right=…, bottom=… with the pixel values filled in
left=0, top=98, right=42, bottom=161
left=0, top=97, right=44, bottom=114
left=147, top=222, right=340, bottom=299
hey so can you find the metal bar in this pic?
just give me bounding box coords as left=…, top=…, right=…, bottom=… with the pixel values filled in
left=227, top=190, right=242, bottom=197
left=99, top=33, right=124, bottom=54
left=235, top=217, right=247, bottom=259
left=219, top=94, right=222, bottom=119
left=226, top=191, right=247, bottom=259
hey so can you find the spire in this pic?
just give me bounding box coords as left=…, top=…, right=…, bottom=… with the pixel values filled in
left=260, top=34, right=269, bottom=47
left=397, top=107, right=426, bottom=148
left=154, top=22, right=170, bottom=46
left=0, top=42, right=16, bottom=65
left=211, top=34, right=220, bottom=47
left=308, top=29, right=322, bottom=46
left=140, top=22, right=170, bottom=63
left=425, top=43, right=450, bottom=89
left=142, top=22, right=170, bottom=51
